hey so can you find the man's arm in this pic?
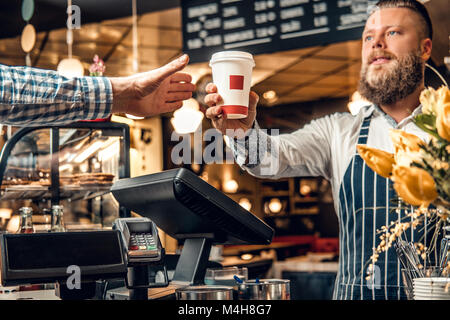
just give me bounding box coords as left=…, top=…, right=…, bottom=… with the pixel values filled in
left=0, top=64, right=112, bottom=126
left=109, top=54, right=193, bottom=117
left=226, top=115, right=335, bottom=180
left=0, top=54, right=194, bottom=126
left=204, top=83, right=334, bottom=180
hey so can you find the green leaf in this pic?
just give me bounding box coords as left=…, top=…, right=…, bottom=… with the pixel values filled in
left=413, top=114, right=441, bottom=139
left=414, top=113, right=436, bottom=127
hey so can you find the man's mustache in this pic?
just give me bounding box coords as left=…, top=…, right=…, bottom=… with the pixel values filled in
left=366, top=50, right=397, bottom=64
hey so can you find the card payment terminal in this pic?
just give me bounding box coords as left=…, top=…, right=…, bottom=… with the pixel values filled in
left=113, top=217, right=164, bottom=264
left=113, top=217, right=168, bottom=299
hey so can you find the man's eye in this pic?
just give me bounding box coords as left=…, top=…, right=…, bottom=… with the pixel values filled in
left=364, top=35, right=373, bottom=41
left=388, top=31, right=398, bottom=36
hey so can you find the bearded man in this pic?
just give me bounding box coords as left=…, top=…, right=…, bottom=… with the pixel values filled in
left=203, top=0, right=436, bottom=300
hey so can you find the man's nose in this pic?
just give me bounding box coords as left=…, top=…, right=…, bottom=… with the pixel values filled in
left=372, top=33, right=386, bottom=49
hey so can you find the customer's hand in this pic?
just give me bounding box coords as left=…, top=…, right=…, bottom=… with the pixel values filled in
left=204, top=83, right=258, bottom=138
left=110, top=54, right=195, bottom=117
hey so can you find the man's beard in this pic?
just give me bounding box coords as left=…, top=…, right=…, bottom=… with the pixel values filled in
left=358, top=49, right=424, bottom=106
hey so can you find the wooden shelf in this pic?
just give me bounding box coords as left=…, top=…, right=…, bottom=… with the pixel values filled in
left=293, top=196, right=319, bottom=203
left=261, top=191, right=290, bottom=197
left=291, top=208, right=320, bottom=215
left=0, top=184, right=111, bottom=201
left=223, top=190, right=253, bottom=196
left=264, top=214, right=290, bottom=218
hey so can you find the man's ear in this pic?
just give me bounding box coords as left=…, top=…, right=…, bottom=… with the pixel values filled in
left=421, top=38, right=432, bottom=61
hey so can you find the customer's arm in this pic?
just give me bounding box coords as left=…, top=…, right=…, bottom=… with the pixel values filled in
left=0, top=64, right=112, bottom=125
left=0, top=54, right=194, bottom=126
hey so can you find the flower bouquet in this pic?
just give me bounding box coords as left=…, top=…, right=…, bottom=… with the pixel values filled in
left=89, top=54, right=106, bottom=77
left=356, top=86, right=450, bottom=295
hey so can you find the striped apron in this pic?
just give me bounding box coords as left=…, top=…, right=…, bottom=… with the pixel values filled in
left=332, top=113, right=439, bottom=300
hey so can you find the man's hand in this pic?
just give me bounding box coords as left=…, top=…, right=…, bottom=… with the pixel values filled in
left=110, top=54, right=195, bottom=117
left=204, top=83, right=259, bottom=138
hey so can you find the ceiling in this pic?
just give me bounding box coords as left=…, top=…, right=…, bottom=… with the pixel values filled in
left=0, top=0, right=180, bottom=39
left=0, top=1, right=448, bottom=109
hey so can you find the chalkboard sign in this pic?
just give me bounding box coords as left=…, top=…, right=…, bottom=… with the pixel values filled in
left=181, top=0, right=378, bottom=63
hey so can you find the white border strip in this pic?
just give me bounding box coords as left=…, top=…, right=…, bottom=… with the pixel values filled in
left=221, top=0, right=242, bottom=4
left=280, top=27, right=330, bottom=39
left=337, top=23, right=365, bottom=31
left=223, top=37, right=271, bottom=49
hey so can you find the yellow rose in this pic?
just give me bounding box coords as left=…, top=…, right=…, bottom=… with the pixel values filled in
left=356, top=145, right=395, bottom=178
left=436, top=102, right=450, bottom=141
left=392, top=166, right=438, bottom=207
left=420, top=86, right=450, bottom=115
left=419, top=86, right=450, bottom=141
left=395, top=149, right=424, bottom=168
left=389, top=129, right=424, bottom=153
left=420, top=87, right=438, bottom=115
left=437, top=86, right=450, bottom=104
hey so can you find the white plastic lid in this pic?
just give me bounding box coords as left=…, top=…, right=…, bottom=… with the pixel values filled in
left=209, top=51, right=255, bottom=67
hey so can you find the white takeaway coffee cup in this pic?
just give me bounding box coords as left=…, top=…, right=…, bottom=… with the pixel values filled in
left=209, top=51, right=255, bottom=119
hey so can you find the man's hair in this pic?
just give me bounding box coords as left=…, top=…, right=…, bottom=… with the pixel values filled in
left=370, top=0, right=433, bottom=40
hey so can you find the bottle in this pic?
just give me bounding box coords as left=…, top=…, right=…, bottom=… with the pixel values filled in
left=17, top=207, right=34, bottom=234
left=51, top=205, right=65, bottom=232
left=42, top=208, right=51, bottom=232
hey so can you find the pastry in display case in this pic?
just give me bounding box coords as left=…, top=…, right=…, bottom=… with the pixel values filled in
left=0, top=122, right=131, bottom=232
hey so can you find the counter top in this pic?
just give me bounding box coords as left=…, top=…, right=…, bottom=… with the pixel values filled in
left=222, top=242, right=307, bottom=256
left=268, top=253, right=339, bottom=278
left=0, top=290, right=60, bottom=300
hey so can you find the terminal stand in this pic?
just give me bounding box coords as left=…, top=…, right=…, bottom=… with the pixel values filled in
left=172, top=237, right=213, bottom=285
left=55, top=281, right=97, bottom=300
left=127, top=265, right=149, bottom=300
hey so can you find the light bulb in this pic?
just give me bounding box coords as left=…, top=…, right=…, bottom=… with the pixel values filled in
left=171, top=99, right=204, bottom=134
left=223, top=179, right=239, bottom=193
left=239, top=198, right=252, bottom=211
left=268, top=198, right=282, bottom=213
left=57, top=58, right=84, bottom=78
left=263, top=90, right=277, bottom=100
left=125, top=114, right=145, bottom=120
left=300, top=185, right=312, bottom=196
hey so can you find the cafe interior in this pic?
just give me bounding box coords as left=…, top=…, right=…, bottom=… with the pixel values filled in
left=0, top=0, right=448, bottom=300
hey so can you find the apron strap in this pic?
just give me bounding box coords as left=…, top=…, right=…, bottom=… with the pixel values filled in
left=357, top=114, right=372, bottom=145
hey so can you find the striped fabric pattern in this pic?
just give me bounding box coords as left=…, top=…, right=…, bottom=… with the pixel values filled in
left=332, top=113, right=438, bottom=300
left=226, top=120, right=269, bottom=169
left=0, top=64, right=113, bottom=126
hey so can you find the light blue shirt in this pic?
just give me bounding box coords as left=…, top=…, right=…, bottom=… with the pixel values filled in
left=0, top=64, right=113, bottom=126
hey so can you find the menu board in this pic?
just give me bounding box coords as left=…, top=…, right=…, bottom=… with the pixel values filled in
left=181, top=0, right=378, bottom=63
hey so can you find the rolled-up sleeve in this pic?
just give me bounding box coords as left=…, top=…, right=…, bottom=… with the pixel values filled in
left=0, top=64, right=113, bottom=126
left=226, top=115, right=336, bottom=180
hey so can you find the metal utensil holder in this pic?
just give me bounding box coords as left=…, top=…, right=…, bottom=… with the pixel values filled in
left=237, top=279, right=291, bottom=300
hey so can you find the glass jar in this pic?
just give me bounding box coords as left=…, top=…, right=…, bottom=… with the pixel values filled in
left=42, top=208, right=51, bottom=232
left=50, top=205, right=65, bottom=232
left=17, top=207, right=34, bottom=234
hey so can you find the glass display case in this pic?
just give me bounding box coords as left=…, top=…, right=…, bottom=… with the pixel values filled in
left=0, top=122, right=131, bottom=232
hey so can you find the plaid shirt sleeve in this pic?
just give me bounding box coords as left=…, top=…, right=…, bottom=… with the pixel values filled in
left=0, top=64, right=113, bottom=126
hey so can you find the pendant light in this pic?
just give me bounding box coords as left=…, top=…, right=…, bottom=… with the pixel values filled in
left=131, top=0, right=139, bottom=74
left=170, top=98, right=204, bottom=134
left=125, top=0, right=145, bottom=120
left=20, top=0, right=36, bottom=66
